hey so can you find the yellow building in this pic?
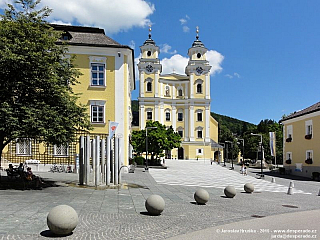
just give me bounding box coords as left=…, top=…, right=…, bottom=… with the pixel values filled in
left=137, top=28, right=223, bottom=161
left=2, top=25, right=135, bottom=169
left=280, top=101, right=320, bottom=179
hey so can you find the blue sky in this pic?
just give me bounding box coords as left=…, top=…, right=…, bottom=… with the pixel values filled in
left=1, top=0, right=320, bottom=124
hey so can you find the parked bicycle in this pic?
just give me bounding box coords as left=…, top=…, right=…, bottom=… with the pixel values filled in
left=49, top=163, right=63, bottom=173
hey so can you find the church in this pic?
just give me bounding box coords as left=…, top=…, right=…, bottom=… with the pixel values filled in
left=136, top=27, right=223, bottom=161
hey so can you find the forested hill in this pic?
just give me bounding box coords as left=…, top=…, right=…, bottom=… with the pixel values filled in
left=132, top=100, right=256, bottom=135
left=211, top=112, right=256, bottom=136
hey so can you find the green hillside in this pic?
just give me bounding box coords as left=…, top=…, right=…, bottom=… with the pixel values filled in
left=211, top=112, right=256, bottom=136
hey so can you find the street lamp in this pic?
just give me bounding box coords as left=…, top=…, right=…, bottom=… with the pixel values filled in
left=225, top=141, right=233, bottom=170
left=237, top=138, right=245, bottom=164
left=145, top=127, right=157, bottom=171
left=251, top=133, right=263, bottom=178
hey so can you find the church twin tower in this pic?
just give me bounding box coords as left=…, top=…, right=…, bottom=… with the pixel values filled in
left=137, top=27, right=220, bottom=160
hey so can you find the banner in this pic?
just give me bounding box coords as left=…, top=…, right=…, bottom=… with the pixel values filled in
left=109, top=121, right=119, bottom=139
left=269, top=132, right=276, bottom=157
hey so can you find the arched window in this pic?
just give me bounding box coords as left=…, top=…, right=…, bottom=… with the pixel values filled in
left=177, top=127, right=183, bottom=138
left=196, top=83, right=202, bottom=93
left=196, top=109, right=203, bottom=122
left=196, top=127, right=203, bottom=139
left=177, top=109, right=183, bottom=121
left=147, top=82, right=152, bottom=92
left=165, top=109, right=171, bottom=121
left=195, top=79, right=203, bottom=94
left=178, top=88, right=183, bottom=97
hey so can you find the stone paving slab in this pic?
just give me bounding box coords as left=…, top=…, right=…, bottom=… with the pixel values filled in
left=0, top=160, right=319, bottom=239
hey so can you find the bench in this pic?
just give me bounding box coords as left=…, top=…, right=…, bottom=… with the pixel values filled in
left=6, top=168, right=20, bottom=179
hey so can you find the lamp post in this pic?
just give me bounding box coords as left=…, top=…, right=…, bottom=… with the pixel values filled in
left=251, top=133, right=263, bottom=178
left=237, top=138, right=245, bottom=164
left=225, top=141, right=233, bottom=170
left=145, top=127, right=157, bottom=171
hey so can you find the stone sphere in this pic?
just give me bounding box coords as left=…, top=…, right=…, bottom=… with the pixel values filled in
left=194, top=188, right=209, bottom=205
left=145, top=195, right=165, bottom=215
left=244, top=183, right=254, bottom=193
left=224, top=186, right=236, bottom=198
left=47, top=205, right=78, bottom=235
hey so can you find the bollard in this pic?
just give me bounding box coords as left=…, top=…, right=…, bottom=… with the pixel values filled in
left=271, top=177, right=276, bottom=183
left=289, top=181, right=294, bottom=188
left=318, top=189, right=320, bottom=196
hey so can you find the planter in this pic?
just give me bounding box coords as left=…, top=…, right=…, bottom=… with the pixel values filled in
left=305, top=134, right=312, bottom=140
left=286, top=137, right=292, bottom=142
left=285, top=159, right=292, bottom=164
left=305, top=159, right=313, bottom=164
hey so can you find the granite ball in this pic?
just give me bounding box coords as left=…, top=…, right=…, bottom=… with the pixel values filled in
left=244, top=183, right=254, bottom=193
left=145, top=195, right=165, bottom=215
left=194, top=188, right=210, bottom=205
left=47, top=205, right=78, bottom=235
left=224, top=186, right=236, bottom=198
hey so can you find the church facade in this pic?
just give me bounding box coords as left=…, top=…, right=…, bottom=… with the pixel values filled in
left=137, top=28, right=223, bottom=161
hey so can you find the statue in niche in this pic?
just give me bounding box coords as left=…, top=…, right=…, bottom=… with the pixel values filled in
left=165, top=86, right=170, bottom=96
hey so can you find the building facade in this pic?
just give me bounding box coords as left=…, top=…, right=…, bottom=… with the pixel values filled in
left=2, top=25, right=135, bottom=168
left=280, top=102, right=320, bottom=179
left=137, top=28, right=222, bottom=160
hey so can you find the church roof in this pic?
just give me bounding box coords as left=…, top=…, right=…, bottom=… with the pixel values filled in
left=211, top=139, right=224, bottom=149
left=160, top=73, right=189, bottom=81
left=280, top=101, right=320, bottom=122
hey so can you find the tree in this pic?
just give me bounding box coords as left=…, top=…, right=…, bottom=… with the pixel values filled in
left=131, top=121, right=181, bottom=164
left=0, top=0, right=91, bottom=167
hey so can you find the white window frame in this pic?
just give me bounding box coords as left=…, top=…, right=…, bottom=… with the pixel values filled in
left=305, top=120, right=313, bottom=137
left=177, top=87, right=183, bottom=97
left=146, top=78, right=153, bottom=92
left=196, top=127, right=203, bottom=139
left=286, top=152, right=292, bottom=160
left=165, top=111, right=171, bottom=121
left=196, top=109, right=203, bottom=122
left=287, top=125, right=293, bottom=140
left=89, top=56, right=107, bottom=87
left=177, top=127, right=183, bottom=138
left=90, top=100, right=106, bottom=124
left=177, top=109, right=183, bottom=121
left=195, top=79, right=203, bottom=94
left=196, top=148, right=203, bottom=155
left=54, top=144, right=69, bottom=157
left=146, top=108, right=153, bottom=120
left=306, top=150, right=313, bottom=160
left=16, top=138, right=32, bottom=156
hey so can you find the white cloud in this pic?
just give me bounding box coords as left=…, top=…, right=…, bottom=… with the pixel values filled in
left=161, top=50, right=224, bottom=76
left=206, top=50, right=224, bottom=75
left=234, top=72, right=241, bottom=78
left=38, top=0, right=155, bottom=34
left=179, top=18, right=187, bottom=25
left=183, top=26, right=190, bottom=33
left=225, top=72, right=241, bottom=79
left=50, top=20, right=72, bottom=26
left=0, top=0, right=13, bottom=9
left=160, top=44, right=177, bottom=55
left=161, top=54, right=189, bottom=75
left=134, top=54, right=141, bottom=81
left=129, top=40, right=135, bottom=50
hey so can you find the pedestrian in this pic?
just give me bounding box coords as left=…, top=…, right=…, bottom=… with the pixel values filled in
left=244, top=166, right=247, bottom=176
left=240, top=164, right=245, bottom=175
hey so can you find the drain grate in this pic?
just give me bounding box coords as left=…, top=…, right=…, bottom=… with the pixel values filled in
left=282, top=204, right=299, bottom=208
left=251, top=215, right=265, bottom=218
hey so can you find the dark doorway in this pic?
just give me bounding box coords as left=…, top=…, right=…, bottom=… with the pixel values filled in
left=178, top=147, right=184, bottom=160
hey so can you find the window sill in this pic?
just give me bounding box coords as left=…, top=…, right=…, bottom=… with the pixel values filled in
left=53, top=155, right=69, bottom=158
left=16, top=154, right=31, bottom=156
left=88, top=85, right=106, bottom=89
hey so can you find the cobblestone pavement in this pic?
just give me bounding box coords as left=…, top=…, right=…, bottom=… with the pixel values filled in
left=0, top=160, right=319, bottom=239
